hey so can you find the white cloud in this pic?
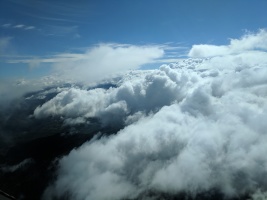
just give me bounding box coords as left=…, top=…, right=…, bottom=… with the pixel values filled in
left=41, top=30, right=267, bottom=200
left=188, top=44, right=230, bottom=57
left=25, top=26, right=35, bottom=30
left=189, top=29, right=267, bottom=57
left=44, top=100, right=267, bottom=199
left=33, top=65, right=197, bottom=127
left=14, top=24, right=25, bottom=28
left=9, top=43, right=165, bottom=83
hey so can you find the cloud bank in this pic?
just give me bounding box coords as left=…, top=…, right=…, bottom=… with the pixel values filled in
left=33, top=30, right=267, bottom=199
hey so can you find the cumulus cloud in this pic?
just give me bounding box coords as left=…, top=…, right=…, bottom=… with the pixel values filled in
left=43, top=100, right=267, bottom=199
left=38, top=30, right=267, bottom=200
left=188, top=29, right=267, bottom=57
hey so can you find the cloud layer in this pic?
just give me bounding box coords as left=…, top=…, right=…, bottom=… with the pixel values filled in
left=33, top=30, right=267, bottom=199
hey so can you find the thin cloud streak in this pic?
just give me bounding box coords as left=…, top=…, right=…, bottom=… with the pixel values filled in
left=1, top=23, right=36, bottom=31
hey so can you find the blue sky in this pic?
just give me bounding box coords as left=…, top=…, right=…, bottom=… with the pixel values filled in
left=1, top=0, right=267, bottom=79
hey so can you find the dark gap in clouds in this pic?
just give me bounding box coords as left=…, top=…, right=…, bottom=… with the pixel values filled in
left=0, top=124, right=121, bottom=199
left=0, top=82, right=125, bottom=199
left=88, top=82, right=118, bottom=90
left=0, top=81, right=121, bottom=152
left=126, top=189, right=251, bottom=200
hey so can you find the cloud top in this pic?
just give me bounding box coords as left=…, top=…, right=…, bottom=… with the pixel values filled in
left=188, top=29, right=267, bottom=57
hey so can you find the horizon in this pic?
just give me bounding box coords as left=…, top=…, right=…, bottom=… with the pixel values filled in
left=1, top=0, right=267, bottom=79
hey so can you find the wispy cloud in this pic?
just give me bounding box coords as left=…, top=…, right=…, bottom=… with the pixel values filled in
left=13, top=24, right=25, bottom=28
left=0, top=37, right=12, bottom=55
left=41, top=25, right=78, bottom=37
left=20, top=12, right=91, bottom=25
left=2, top=23, right=35, bottom=31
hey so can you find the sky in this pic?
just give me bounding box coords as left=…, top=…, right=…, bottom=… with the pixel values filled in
left=1, top=0, right=267, bottom=79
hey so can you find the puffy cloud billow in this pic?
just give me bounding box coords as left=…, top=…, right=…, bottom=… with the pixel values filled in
left=40, top=30, right=267, bottom=200
left=188, top=29, right=267, bottom=57
left=34, top=65, right=197, bottom=127
left=53, top=43, right=164, bottom=83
